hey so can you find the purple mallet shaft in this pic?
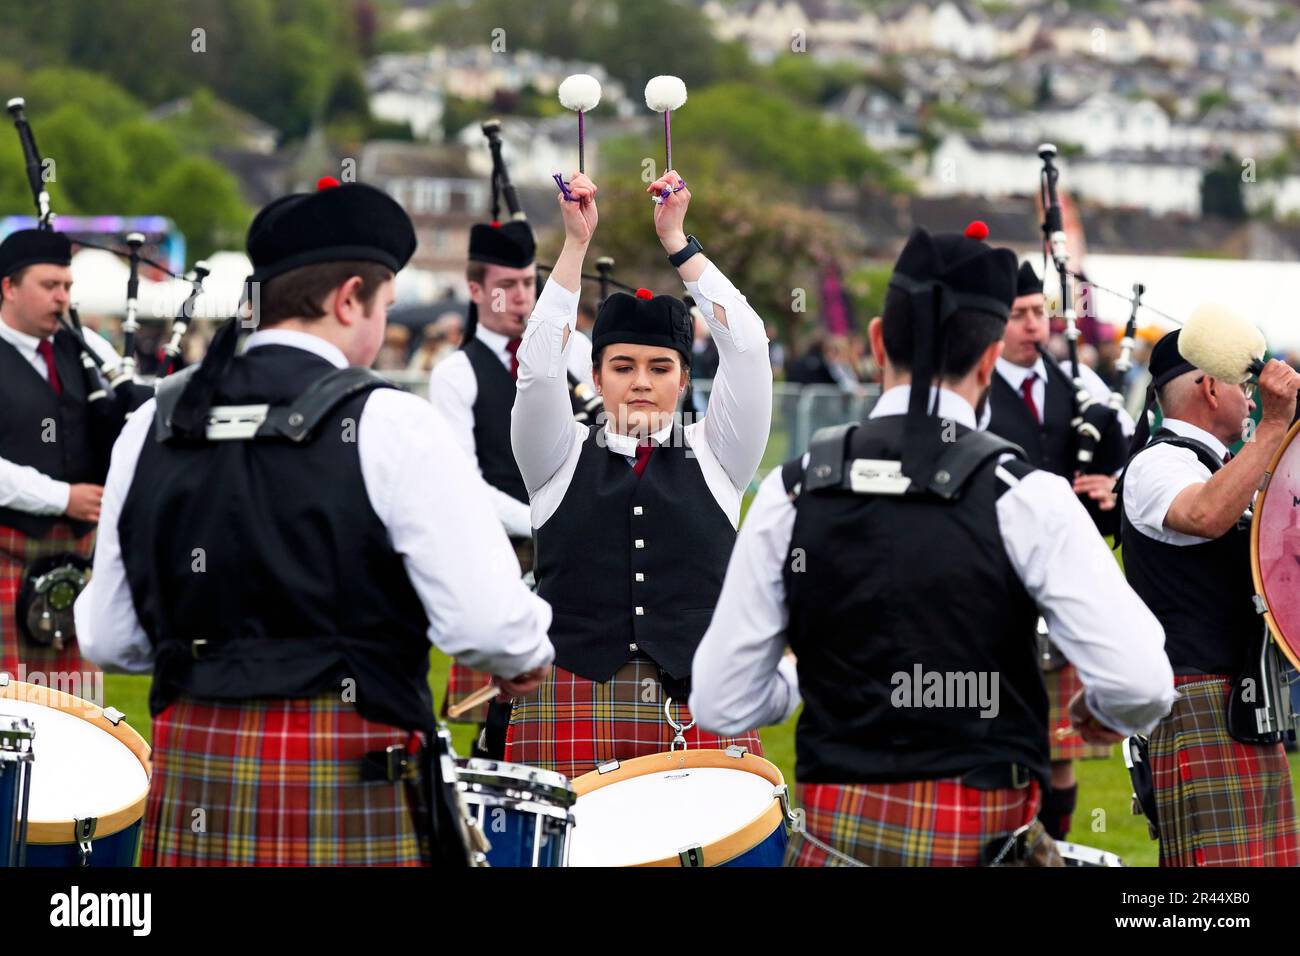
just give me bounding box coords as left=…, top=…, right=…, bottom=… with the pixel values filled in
left=664, top=110, right=672, bottom=174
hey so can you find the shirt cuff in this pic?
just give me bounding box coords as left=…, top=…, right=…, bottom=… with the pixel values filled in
left=688, top=263, right=752, bottom=352
left=776, top=654, right=802, bottom=723
left=534, top=277, right=579, bottom=330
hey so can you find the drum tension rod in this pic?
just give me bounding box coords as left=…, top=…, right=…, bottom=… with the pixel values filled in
left=74, top=817, right=97, bottom=867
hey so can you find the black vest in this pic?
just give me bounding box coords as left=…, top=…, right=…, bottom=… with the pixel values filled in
left=782, top=416, right=1048, bottom=785
left=534, top=424, right=736, bottom=686
left=987, top=364, right=1074, bottom=477
left=0, top=329, right=96, bottom=538
left=118, top=346, right=434, bottom=731
left=464, top=337, right=528, bottom=504
left=1119, top=430, right=1256, bottom=676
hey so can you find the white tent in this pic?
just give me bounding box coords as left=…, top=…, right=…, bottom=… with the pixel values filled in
left=1043, top=254, right=1300, bottom=354
left=69, top=248, right=252, bottom=320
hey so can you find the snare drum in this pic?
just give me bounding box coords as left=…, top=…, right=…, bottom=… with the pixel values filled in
left=1055, top=840, right=1125, bottom=867
left=568, top=747, right=788, bottom=867
left=455, top=757, right=575, bottom=866
left=0, top=676, right=151, bottom=867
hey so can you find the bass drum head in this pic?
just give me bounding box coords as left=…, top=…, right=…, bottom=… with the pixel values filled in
left=1252, top=419, right=1300, bottom=669
left=0, top=680, right=151, bottom=844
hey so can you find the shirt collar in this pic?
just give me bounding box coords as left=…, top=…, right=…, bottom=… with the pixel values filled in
left=243, top=329, right=348, bottom=369
left=995, top=355, right=1047, bottom=390
left=603, top=419, right=675, bottom=457
left=473, top=323, right=514, bottom=366
left=869, top=384, right=979, bottom=431
left=1159, top=417, right=1230, bottom=461
left=0, top=316, right=48, bottom=357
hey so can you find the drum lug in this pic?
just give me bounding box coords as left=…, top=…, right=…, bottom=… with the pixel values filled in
left=678, top=844, right=704, bottom=867
left=596, top=758, right=621, bottom=775
left=74, top=817, right=97, bottom=867
left=0, top=672, right=9, bottom=687
left=102, top=707, right=125, bottom=726
left=1253, top=593, right=1269, bottom=615
left=774, top=783, right=793, bottom=825
left=724, top=745, right=748, bottom=759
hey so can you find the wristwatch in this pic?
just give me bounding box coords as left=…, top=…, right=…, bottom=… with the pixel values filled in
left=668, top=234, right=704, bottom=268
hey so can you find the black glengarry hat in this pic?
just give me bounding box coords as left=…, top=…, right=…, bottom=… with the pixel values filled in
left=0, top=228, right=71, bottom=279
left=1016, top=260, right=1044, bottom=297
left=247, top=177, right=416, bottom=284
left=886, top=221, right=1018, bottom=486
left=592, top=287, right=692, bottom=364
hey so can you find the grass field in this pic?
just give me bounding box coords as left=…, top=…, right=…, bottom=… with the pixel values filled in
left=100, top=652, right=1300, bottom=868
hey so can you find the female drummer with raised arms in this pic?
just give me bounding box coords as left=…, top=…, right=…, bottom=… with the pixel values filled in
left=506, top=169, right=774, bottom=779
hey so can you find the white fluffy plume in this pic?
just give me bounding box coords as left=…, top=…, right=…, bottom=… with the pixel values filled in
left=1178, top=303, right=1267, bottom=383
left=558, top=74, right=602, bottom=112
left=644, top=75, right=688, bottom=112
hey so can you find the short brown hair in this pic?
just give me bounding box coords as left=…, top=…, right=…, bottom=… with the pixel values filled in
left=466, top=261, right=487, bottom=286
left=258, top=260, right=392, bottom=325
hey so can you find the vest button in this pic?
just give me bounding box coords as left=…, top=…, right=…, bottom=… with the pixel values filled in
left=635, top=539, right=645, bottom=549
left=629, top=642, right=639, bottom=651
left=288, top=412, right=305, bottom=427
left=635, top=572, right=644, bottom=582
left=635, top=606, right=645, bottom=615
left=633, top=506, right=643, bottom=516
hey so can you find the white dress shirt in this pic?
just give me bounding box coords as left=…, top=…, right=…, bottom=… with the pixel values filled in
left=511, top=263, right=772, bottom=530
left=988, top=355, right=1136, bottom=439
left=690, top=384, right=1176, bottom=740
left=1121, top=417, right=1228, bottom=547
left=75, top=328, right=555, bottom=680
left=430, top=320, right=594, bottom=538
left=0, top=318, right=124, bottom=516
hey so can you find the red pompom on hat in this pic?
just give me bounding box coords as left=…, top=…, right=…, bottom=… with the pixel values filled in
left=316, top=176, right=341, bottom=191
left=635, top=287, right=654, bottom=300
left=964, top=220, right=989, bottom=241
left=490, top=220, right=501, bottom=228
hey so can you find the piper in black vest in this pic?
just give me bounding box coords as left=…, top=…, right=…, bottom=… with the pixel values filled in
left=1119, top=327, right=1300, bottom=866
left=504, top=169, right=772, bottom=780
left=431, top=218, right=596, bottom=742
left=691, top=223, right=1175, bottom=867
left=0, top=228, right=122, bottom=684
left=985, top=260, right=1137, bottom=841
left=74, top=179, right=554, bottom=866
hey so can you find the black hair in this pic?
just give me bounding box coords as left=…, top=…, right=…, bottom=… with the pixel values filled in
left=880, top=287, right=1006, bottom=380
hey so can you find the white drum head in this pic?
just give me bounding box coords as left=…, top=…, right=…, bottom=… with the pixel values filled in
left=569, top=766, right=775, bottom=867
left=0, top=698, right=148, bottom=823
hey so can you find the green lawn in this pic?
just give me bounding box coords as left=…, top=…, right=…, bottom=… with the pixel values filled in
left=101, top=653, right=1300, bottom=868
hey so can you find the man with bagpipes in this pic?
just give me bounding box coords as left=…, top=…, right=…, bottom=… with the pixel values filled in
left=982, top=146, right=1136, bottom=843
left=75, top=176, right=554, bottom=865
left=430, top=119, right=600, bottom=756
left=0, top=98, right=138, bottom=683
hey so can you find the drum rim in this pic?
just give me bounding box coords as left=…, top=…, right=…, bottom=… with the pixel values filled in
left=1251, top=416, right=1300, bottom=672
left=0, top=679, right=152, bottom=843
left=455, top=757, right=576, bottom=806
left=568, top=748, right=786, bottom=868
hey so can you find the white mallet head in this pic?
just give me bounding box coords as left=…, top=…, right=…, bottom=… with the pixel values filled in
left=1178, top=302, right=1267, bottom=384
left=558, top=74, right=602, bottom=112
left=644, top=75, right=688, bottom=112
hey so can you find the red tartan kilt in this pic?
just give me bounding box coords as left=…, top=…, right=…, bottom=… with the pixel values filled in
left=443, top=661, right=494, bottom=724
left=1045, top=662, right=1113, bottom=762
left=0, top=522, right=98, bottom=682
left=788, top=778, right=1049, bottom=867
left=143, top=694, right=429, bottom=866
left=504, top=658, right=763, bottom=781
left=1150, top=675, right=1300, bottom=867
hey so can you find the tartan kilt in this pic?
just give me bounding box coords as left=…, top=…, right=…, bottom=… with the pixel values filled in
left=1149, top=675, right=1300, bottom=867
left=787, top=778, right=1058, bottom=867
left=1045, top=662, right=1113, bottom=762
left=143, top=693, right=429, bottom=867
left=0, top=522, right=98, bottom=682
left=504, top=657, right=764, bottom=781
left=443, top=661, right=494, bottom=724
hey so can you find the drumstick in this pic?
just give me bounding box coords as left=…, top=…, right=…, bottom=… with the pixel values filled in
left=1054, top=725, right=1079, bottom=740
left=448, top=683, right=501, bottom=720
